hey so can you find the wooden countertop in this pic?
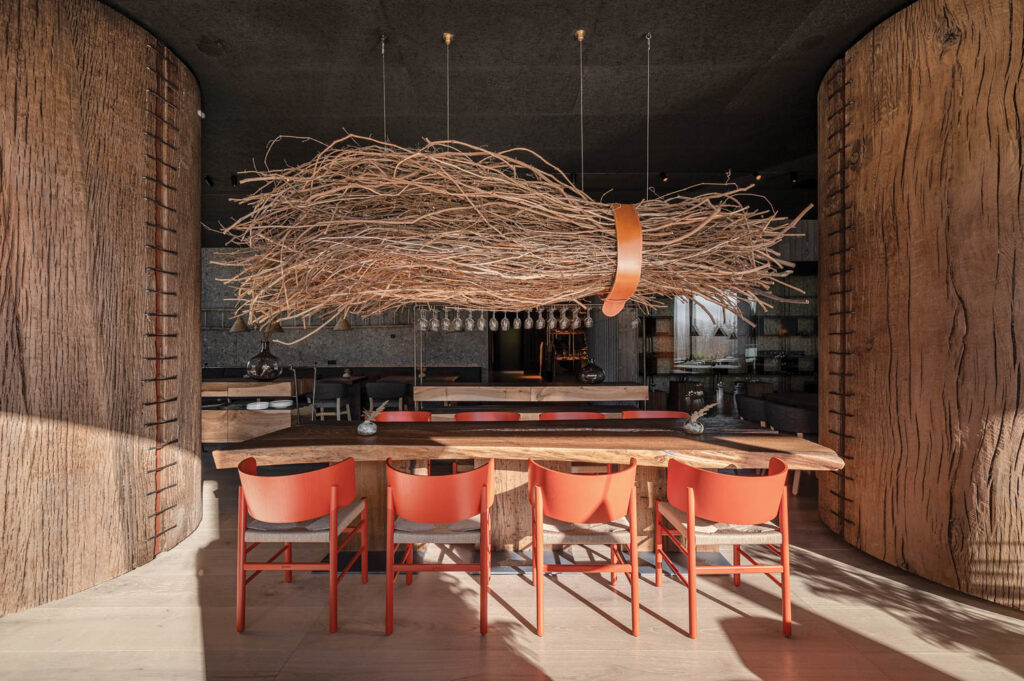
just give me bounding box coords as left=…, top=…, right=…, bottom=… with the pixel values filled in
left=413, top=382, right=649, bottom=403
left=212, top=418, right=843, bottom=472
left=201, top=377, right=312, bottom=398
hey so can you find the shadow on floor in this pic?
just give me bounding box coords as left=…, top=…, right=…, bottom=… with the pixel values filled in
left=194, top=455, right=553, bottom=680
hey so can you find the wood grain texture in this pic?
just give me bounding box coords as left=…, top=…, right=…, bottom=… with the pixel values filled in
left=0, top=0, right=201, bottom=615
left=818, top=0, right=1024, bottom=609
left=413, top=382, right=649, bottom=403
left=211, top=420, right=843, bottom=471
left=200, top=409, right=293, bottom=444
left=200, top=378, right=312, bottom=398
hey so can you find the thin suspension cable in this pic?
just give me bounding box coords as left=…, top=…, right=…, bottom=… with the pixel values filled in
left=577, top=29, right=585, bottom=192
left=645, top=32, right=652, bottom=201
left=380, top=35, right=388, bottom=141
left=444, top=32, right=453, bottom=140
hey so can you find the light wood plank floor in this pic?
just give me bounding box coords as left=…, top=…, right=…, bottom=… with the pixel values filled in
left=1, top=462, right=1023, bottom=681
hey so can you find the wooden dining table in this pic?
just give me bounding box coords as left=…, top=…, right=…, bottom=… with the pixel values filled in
left=213, top=419, right=842, bottom=551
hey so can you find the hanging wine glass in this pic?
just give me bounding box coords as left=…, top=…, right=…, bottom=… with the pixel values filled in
left=559, top=306, right=570, bottom=330
left=500, top=311, right=510, bottom=332
left=452, top=309, right=464, bottom=332
left=571, top=307, right=581, bottom=329
left=476, top=311, right=487, bottom=331
left=524, top=309, right=534, bottom=330
left=536, top=308, right=546, bottom=330
left=441, top=309, right=451, bottom=332
left=429, top=308, right=441, bottom=332
left=418, top=308, right=429, bottom=332
left=489, top=312, right=499, bottom=331
left=584, top=306, right=594, bottom=328
left=513, top=311, right=522, bottom=330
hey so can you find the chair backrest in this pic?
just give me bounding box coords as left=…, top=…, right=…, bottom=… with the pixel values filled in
left=667, top=457, right=788, bottom=525
left=454, top=411, right=521, bottom=422
left=366, top=381, right=408, bottom=400
left=386, top=458, right=494, bottom=523
left=314, top=381, right=351, bottom=399
left=376, top=410, right=431, bottom=422
left=621, top=410, right=690, bottom=419
left=538, top=411, right=606, bottom=421
left=528, top=459, right=637, bottom=523
left=237, top=457, right=356, bottom=524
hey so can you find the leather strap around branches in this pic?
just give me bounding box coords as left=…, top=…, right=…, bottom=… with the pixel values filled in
left=602, top=203, right=643, bottom=317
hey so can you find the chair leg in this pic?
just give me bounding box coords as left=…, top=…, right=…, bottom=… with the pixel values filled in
left=687, top=541, right=698, bottom=639
left=335, top=398, right=341, bottom=421
left=404, top=544, right=414, bottom=585
left=654, top=515, right=663, bottom=588
left=630, top=539, right=640, bottom=637
left=533, top=501, right=545, bottom=637
left=781, top=543, right=792, bottom=637
left=733, top=545, right=741, bottom=587
left=329, top=539, right=338, bottom=633
left=386, top=542, right=395, bottom=635
left=236, top=541, right=246, bottom=633
left=345, top=404, right=352, bottom=422
left=791, top=470, right=801, bottom=496
left=284, top=543, right=293, bottom=583
left=610, top=545, right=618, bottom=586
left=360, top=506, right=369, bottom=584
left=480, top=534, right=490, bottom=635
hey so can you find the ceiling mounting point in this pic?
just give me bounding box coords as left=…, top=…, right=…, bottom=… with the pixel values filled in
left=443, top=32, right=453, bottom=45
left=575, top=29, right=585, bottom=42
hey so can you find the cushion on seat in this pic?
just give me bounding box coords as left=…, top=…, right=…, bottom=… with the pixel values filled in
left=542, top=517, right=632, bottom=545
left=393, top=515, right=481, bottom=544
left=244, top=498, right=365, bottom=543
left=657, top=500, right=782, bottom=546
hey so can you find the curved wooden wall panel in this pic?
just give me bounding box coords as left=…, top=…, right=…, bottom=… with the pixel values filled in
left=818, top=0, right=1024, bottom=608
left=0, top=0, right=201, bottom=614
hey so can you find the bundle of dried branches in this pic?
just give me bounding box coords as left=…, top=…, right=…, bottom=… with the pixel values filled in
left=218, top=134, right=809, bottom=337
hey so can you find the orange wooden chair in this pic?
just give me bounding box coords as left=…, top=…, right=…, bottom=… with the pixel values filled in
left=538, top=411, right=606, bottom=420
left=621, top=409, right=690, bottom=419
left=236, top=457, right=368, bottom=633
left=454, top=411, right=521, bottom=422
left=655, top=457, right=791, bottom=638
left=375, top=410, right=431, bottom=422
left=376, top=409, right=444, bottom=473
left=385, top=458, right=495, bottom=635
left=529, top=458, right=640, bottom=636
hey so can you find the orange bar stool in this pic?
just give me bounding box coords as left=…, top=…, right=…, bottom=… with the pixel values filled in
left=655, top=457, right=792, bottom=638
left=375, top=410, right=431, bottom=422
left=454, top=411, right=521, bottom=422
left=236, top=456, right=368, bottom=633
left=538, top=411, right=606, bottom=420
left=621, top=409, right=690, bottom=419
left=385, top=458, right=495, bottom=635
left=529, top=458, right=640, bottom=636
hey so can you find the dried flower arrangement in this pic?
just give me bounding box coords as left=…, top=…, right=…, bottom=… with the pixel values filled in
left=218, top=134, right=810, bottom=342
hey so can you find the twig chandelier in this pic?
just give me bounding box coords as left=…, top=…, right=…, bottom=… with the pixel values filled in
left=219, top=31, right=810, bottom=340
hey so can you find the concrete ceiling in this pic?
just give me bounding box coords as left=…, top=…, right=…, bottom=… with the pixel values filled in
left=103, top=0, right=910, bottom=244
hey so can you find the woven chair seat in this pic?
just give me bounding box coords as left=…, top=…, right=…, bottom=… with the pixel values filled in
left=245, top=498, right=365, bottom=543
left=657, top=501, right=781, bottom=546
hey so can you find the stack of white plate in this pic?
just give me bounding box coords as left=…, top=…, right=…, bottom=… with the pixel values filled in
left=246, top=401, right=270, bottom=410
left=269, top=399, right=294, bottom=409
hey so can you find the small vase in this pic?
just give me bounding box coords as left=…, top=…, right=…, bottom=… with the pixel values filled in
left=682, top=420, right=705, bottom=435
left=357, top=420, right=377, bottom=436
left=246, top=341, right=282, bottom=381
left=577, top=360, right=606, bottom=385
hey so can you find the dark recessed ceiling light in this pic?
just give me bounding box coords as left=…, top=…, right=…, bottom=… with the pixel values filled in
left=230, top=174, right=240, bottom=187
left=659, top=172, right=668, bottom=183
left=790, top=172, right=799, bottom=184
left=203, top=175, right=215, bottom=187
left=754, top=172, right=763, bottom=181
